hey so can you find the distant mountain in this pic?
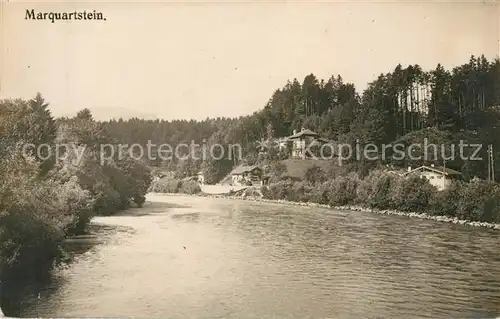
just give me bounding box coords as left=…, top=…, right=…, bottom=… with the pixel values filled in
left=60, top=107, right=161, bottom=121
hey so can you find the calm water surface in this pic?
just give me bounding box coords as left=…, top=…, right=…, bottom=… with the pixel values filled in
left=15, top=194, right=500, bottom=318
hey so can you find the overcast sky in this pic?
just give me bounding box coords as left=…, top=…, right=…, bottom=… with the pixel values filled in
left=1, top=0, right=499, bottom=120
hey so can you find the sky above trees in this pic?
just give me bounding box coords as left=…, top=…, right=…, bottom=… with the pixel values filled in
left=1, top=1, right=499, bottom=120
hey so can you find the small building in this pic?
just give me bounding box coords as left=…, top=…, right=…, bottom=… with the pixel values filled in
left=230, top=165, right=263, bottom=186
left=287, top=128, right=328, bottom=160
left=405, top=165, right=462, bottom=191
left=197, top=171, right=205, bottom=185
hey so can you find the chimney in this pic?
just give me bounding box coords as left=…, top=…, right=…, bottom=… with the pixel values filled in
left=301, top=127, right=306, bottom=132
left=293, top=129, right=297, bottom=135
left=430, top=164, right=435, bottom=167
left=407, top=166, right=412, bottom=172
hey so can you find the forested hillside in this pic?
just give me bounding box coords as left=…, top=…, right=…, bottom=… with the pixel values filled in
left=103, top=55, right=500, bottom=182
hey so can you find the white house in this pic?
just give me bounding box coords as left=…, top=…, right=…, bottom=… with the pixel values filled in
left=405, top=165, right=462, bottom=191
left=287, top=128, right=329, bottom=160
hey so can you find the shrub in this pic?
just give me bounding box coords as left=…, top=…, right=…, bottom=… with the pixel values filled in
left=57, top=176, right=94, bottom=235
left=91, top=181, right=122, bottom=216
left=326, top=172, right=361, bottom=206
left=133, top=194, right=146, bottom=207
left=150, top=177, right=181, bottom=193
left=457, top=180, right=500, bottom=222
left=290, top=181, right=313, bottom=202
left=265, top=180, right=294, bottom=200
left=305, top=165, right=327, bottom=185
left=355, top=179, right=372, bottom=206
left=392, top=175, right=435, bottom=212
left=428, top=181, right=463, bottom=217
left=267, top=162, right=287, bottom=183
left=179, top=180, right=202, bottom=195
left=0, top=170, right=68, bottom=283
left=368, top=171, right=398, bottom=209
left=260, top=185, right=270, bottom=198
left=310, top=182, right=331, bottom=205
left=149, top=177, right=201, bottom=195
left=354, top=170, right=386, bottom=207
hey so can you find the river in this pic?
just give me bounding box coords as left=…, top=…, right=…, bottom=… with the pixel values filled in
left=8, top=194, right=500, bottom=318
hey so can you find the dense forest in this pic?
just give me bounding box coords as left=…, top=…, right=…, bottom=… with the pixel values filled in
left=104, top=55, right=500, bottom=182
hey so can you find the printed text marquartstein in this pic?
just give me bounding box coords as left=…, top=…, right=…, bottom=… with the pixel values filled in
left=25, top=9, right=106, bottom=23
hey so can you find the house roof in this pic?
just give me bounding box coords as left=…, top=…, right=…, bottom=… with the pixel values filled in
left=406, top=165, right=462, bottom=176
left=287, top=129, right=320, bottom=139
left=231, top=165, right=261, bottom=175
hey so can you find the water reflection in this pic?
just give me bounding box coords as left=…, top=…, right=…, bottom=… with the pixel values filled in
left=8, top=195, right=500, bottom=318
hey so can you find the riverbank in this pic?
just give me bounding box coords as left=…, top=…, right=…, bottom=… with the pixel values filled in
left=148, top=192, right=500, bottom=230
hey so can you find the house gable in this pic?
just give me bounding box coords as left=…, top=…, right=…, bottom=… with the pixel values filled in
left=405, top=165, right=461, bottom=177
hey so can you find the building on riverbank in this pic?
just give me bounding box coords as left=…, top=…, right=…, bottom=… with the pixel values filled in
left=230, top=165, right=263, bottom=186
left=405, top=165, right=462, bottom=191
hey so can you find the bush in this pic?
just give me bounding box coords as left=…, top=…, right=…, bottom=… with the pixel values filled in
left=392, top=175, right=435, bottom=212
left=260, top=185, right=270, bottom=198
left=150, top=177, right=181, bottom=193
left=355, top=179, right=372, bottom=206
left=290, top=181, right=313, bottom=202
left=305, top=165, right=327, bottom=185
left=310, top=182, right=331, bottom=205
left=428, top=181, right=463, bottom=217
left=0, top=167, right=68, bottom=283
left=264, top=180, right=294, bottom=200
left=367, top=171, right=399, bottom=209
left=179, top=180, right=202, bottom=194
left=57, top=176, right=94, bottom=235
left=149, top=177, right=201, bottom=195
left=91, top=181, right=122, bottom=216
left=267, top=162, right=287, bottom=183
left=457, top=180, right=500, bottom=222
left=326, top=172, right=360, bottom=206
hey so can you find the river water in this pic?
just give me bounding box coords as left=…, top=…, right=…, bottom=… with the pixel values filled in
left=10, top=194, right=500, bottom=318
